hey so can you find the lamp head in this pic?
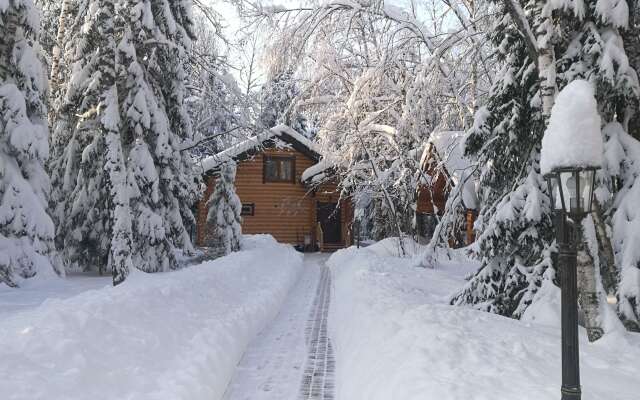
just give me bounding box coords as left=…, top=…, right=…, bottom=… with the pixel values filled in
left=544, top=166, right=599, bottom=219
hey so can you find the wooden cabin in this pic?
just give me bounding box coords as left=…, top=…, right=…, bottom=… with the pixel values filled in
left=195, top=125, right=353, bottom=252
left=416, top=131, right=478, bottom=247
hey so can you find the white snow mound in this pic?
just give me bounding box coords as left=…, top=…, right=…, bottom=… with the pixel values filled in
left=540, top=80, right=603, bottom=175
left=0, top=235, right=302, bottom=400
left=328, top=244, right=640, bottom=400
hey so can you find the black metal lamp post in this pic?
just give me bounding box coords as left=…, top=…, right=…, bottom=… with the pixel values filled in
left=544, top=166, right=599, bottom=400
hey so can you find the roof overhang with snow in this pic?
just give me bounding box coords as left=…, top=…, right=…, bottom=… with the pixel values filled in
left=421, top=130, right=479, bottom=210
left=301, top=158, right=336, bottom=184
left=199, top=125, right=321, bottom=174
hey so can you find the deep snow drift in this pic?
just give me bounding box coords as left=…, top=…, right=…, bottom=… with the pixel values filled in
left=0, top=235, right=303, bottom=400
left=328, top=244, right=640, bottom=400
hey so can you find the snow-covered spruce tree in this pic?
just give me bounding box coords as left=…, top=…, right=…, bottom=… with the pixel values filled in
left=449, top=3, right=554, bottom=317
left=259, top=69, right=309, bottom=137
left=33, top=0, right=61, bottom=69
left=206, top=162, right=241, bottom=255
left=0, top=0, right=62, bottom=286
left=50, top=0, right=200, bottom=278
left=118, top=0, right=201, bottom=272
left=452, top=0, right=640, bottom=323
left=47, top=0, right=134, bottom=283
left=553, top=1, right=640, bottom=331
left=534, top=0, right=640, bottom=329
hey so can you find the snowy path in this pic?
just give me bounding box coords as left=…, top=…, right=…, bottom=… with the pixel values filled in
left=222, top=253, right=335, bottom=400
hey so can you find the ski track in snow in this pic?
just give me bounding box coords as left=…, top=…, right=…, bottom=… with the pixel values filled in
left=222, top=253, right=335, bottom=400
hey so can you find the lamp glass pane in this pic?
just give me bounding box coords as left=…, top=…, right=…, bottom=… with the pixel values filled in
left=580, top=169, right=595, bottom=214
left=560, top=171, right=578, bottom=214
left=549, top=175, right=563, bottom=211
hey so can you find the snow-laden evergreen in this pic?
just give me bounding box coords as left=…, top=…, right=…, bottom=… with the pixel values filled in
left=604, top=122, right=640, bottom=329
left=259, top=69, right=310, bottom=138
left=0, top=0, right=62, bottom=286
left=119, top=0, right=200, bottom=273
left=552, top=0, right=640, bottom=329
left=207, top=162, right=242, bottom=255
left=49, top=0, right=200, bottom=281
left=452, top=0, right=640, bottom=327
left=449, top=6, right=553, bottom=316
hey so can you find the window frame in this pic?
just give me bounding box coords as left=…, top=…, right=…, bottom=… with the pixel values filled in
left=263, top=155, right=296, bottom=183
left=241, top=203, right=255, bottom=216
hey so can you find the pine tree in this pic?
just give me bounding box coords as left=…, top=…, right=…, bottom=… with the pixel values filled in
left=47, top=0, right=134, bottom=282
left=449, top=5, right=553, bottom=316
left=451, top=0, right=640, bottom=324
left=207, top=162, right=242, bottom=255
left=0, top=0, right=62, bottom=286
left=119, top=0, right=201, bottom=272
left=259, top=69, right=310, bottom=138
left=553, top=0, right=640, bottom=330
left=49, top=0, right=200, bottom=280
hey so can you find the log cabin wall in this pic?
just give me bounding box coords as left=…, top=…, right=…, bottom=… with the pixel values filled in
left=416, top=163, right=449, bottom=214
left=414, top=150, right=478, bottom=247
left=466, top=209, right=478, bottom=245
left=196, top=147, right=353, bottom=247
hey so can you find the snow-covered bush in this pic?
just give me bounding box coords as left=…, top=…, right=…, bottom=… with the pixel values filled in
left=207, top=162, right=242, bottom=255
left=0, top=0, right=62, bottom=287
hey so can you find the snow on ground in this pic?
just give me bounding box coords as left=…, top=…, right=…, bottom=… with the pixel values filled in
left=0, top=235, right=303, bottom=400
left=0, top=272, right=112, bottom=316
left=328, top=244, right=640, bottom=400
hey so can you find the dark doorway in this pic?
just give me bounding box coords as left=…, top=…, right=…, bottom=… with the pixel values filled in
left=317, top=202, right=341, bottom=243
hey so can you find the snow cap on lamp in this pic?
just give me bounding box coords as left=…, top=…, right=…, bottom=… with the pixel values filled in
left=540, top=80, right=603, bottom=175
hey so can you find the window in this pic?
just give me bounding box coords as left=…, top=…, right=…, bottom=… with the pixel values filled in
left=264, top=156, right=295, bottom=183
left=241, top=203, right=255, bottom=216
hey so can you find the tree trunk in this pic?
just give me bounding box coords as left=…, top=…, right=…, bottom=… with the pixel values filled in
left=591, top=199, right=618, bottom=295
left=49, top=0, right=73, bottom=95
left=576, top=223, right=604, bottom=342
left=0, top=8, right=19, bottom=81
left=536, top=7, right=557, bottom=120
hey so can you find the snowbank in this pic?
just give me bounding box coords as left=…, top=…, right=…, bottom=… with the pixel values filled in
left=364, top=236, right=426, bottom=258
left=0, top=235, right=303, bottom=400
left=328, top=245, right=640, bottom=400
left=540, top=80, right=603, bottom=175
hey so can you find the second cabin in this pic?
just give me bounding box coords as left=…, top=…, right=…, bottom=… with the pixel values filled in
left=195, top=125, right=353, bottom=252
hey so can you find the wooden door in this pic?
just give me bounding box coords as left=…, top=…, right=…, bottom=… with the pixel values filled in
left=317, top=202, right=341, bottom=243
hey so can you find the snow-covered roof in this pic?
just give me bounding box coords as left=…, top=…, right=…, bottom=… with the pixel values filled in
left=301, top=158, right=335, bottom=184
left=423, top=130, right=478, bottom=209
left=424, top=131, right=471, bottom=183
left=199, top=125, right=321, bottom=173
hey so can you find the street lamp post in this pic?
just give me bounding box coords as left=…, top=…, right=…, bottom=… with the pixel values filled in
left=544, top=167, right=599, bottom=400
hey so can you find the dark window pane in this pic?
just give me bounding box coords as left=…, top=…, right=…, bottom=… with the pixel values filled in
left=241, top=203, right=254, bottom=216
left=264, top=157, right=294, bottom=182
